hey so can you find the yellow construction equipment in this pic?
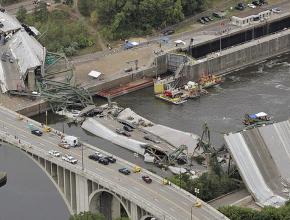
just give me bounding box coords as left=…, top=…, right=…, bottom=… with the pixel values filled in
left=43, top=126, right=52, bottom=132
left=132, top=166, right=141, bottom=173
left=194, top=200, right=202, bottom=208
left=162, top=178, right=170, bottom=185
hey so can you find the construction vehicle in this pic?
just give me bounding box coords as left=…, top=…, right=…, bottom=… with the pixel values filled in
left=162, top=178, right=170, bottom=185
left=132, top=166, right=141, bottom=173
left=43, top=126, right=52, bottom=132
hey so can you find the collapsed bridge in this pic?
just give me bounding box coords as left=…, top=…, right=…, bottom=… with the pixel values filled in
left=224, top=119, right=290, bottom=207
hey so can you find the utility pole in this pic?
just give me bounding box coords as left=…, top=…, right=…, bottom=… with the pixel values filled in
left=81, top=143, right=84, bottom=171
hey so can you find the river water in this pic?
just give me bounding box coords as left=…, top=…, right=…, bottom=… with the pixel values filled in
left=1, top=54, right=290, bottom=219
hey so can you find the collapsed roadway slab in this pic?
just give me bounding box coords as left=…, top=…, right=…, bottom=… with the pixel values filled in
left=224, top=119, right=290, bottom=207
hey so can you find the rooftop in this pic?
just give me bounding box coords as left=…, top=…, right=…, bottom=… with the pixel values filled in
left=0, top=11, right=21, bottom=33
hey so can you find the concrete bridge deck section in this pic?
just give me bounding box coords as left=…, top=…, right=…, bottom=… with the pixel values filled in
left=0, top=106, right=227, bottom=220
left=224, top=120, right=290, bottom=207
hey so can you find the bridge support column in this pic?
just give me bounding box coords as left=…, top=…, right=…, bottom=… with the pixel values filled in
left=75, top=174, right=89, bottom=213
left=111, top=196, right=121, bottom=220
left=130, top=203, right=139, bottom=220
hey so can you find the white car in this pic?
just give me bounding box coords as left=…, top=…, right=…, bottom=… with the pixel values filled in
left=95, top=151, right=104, bottom=158
left=271, top=8, right=281, bottom=13
left=174, top=40, right=186, bottom=46
left=247, top=3, right=256, bottom=8
left=49, top=150, right=60, bottom=157
left=62, top=154, right=77, bottom=164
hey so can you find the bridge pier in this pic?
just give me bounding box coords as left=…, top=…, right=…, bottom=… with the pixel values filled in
left=130, top=203, right=139, bottom=220
left=111, top=196, right=121, bottom=219
left=75, top=174, right=89, bottom=213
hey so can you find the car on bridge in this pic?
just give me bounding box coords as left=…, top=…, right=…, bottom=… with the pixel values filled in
left=119, top=168, right=131, bottom=175
left=98, top=157, right=109, bottom=165
left=49, top=150, right=60, bottom=157
left=31, top=129, right=43, bottom=136
left=62, top=154, right=77, bottom=164
left=142, top=175, right=152, bottom=184
left=88, top=154, right=100, bottom=161
left=104, top=156, right=116, bottom=163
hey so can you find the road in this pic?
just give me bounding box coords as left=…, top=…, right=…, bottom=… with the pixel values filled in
left=0, top=106, right=227, bottom=220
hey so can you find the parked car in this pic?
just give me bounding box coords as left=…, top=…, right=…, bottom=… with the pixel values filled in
left=62, top=154, right=77, bottom=164
left=252, top=0, right=262, bottom=6
left=31, top=129, right=43, bottom=136
left=142, top=175, right=152, bottom=184
left=132, top=166, right=141, bottom=173
left=235, top=3, right=246, bottom=10
left=198, top=18, right=205, bottom=24
left=247, top=3, right=256, bottom=8
left=104, top=156, right=116, bottom=163
left=119, top=168, right=131, bottom=175
left=88, top=154, right=100, bottom=161
left=201, top=16, right=209, bottom=22
left=0, top=8, right=5, bottom=12
left=207, top=16, right=213, bottom=21
left=49, top=150, right=60, bottom=157
left=271, top=8, right=281, bottom=13
left=98, top=158, right=109, bottom=165
left=162, top=29, right=175, bottom=36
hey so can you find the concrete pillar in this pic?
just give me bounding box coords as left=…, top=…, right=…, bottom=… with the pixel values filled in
left=130, top=203, right=139, bottom=220
left=27, top=69, right=36, bottom=91
left=75, top=174, right=89, bottom=213
left=64, top=169, right=71, bottom=204
left=58, top=166, right=64, bottom=193
left=100, top=192, right=112, bottom=220
left=45, top=160, right=51, bottom=175
left=71, top=172, right=77, bottom=213
left=111, top=196, right=121, bottom=220
left=51, top=163, right=58, bottom=183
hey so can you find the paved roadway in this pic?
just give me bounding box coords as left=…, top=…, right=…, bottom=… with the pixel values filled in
left=0, top=106, right=227, bottom=220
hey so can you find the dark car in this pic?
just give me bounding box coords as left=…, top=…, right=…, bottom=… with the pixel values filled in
left=252, top=0, right=262, bottom=6
left=236, top=3, right=246, bottom=10
left=31, top=129, right=43, bottom=136
left=104, top=156, right=116, bottom=163
left=88, top=154, right=100, bottom=161
left=0, top=8, right=5, bottom=13
left=123, top=125, right=133, bottom=132
left=162, top=29, right=175, bottom=36
left=119, top=168, right=131, bottom=175
left=98, top=158, right=109, bottom=165
left=142, top=175, right=152, bottom=184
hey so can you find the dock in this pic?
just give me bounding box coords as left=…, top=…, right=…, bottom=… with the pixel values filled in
left=97, top=78, right=153, bottom=98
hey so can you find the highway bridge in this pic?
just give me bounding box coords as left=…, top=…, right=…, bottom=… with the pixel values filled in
left=0, top=106, right=227, bottom=220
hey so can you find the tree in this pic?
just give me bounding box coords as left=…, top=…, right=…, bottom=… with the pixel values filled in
left=90, top=10, right=98, bottom=25
left=16, top=6, right=27, bottom=23
left=69, top=211, right=105, bottom=220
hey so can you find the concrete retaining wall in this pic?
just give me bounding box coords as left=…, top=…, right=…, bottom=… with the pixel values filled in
left=183, top=29, right=290, bottom=81
left=16, top=100, right=49, bottom=117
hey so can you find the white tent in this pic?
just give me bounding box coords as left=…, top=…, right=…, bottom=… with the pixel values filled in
left=88, top=70, right=102, bottom=79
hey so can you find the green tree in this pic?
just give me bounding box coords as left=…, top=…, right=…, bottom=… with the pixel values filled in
left=16, top=6, right=27, bottom=23
left=69, top=211, right=105, bottom=220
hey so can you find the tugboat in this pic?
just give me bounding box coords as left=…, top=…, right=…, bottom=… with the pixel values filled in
left=243, top=112, right=273, bottom=127
left=198, top=73, right=222, bottom=89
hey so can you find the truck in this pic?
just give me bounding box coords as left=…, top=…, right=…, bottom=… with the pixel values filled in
left=60, top=136, right=79, bottom=147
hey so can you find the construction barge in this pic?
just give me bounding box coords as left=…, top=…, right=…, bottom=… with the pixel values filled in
left=154, top=74, right=222, bottom=105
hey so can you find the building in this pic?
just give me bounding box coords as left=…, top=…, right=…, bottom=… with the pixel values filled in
left=0, top=11, right=46, bottom=93
left=231, top=9, right=273, bottom=27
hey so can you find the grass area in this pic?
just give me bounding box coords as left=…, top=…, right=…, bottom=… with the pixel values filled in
left=21, top=4, right=102, bottom=56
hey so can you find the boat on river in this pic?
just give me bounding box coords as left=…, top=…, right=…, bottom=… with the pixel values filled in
left=198, top=74, right=222, bottom=89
